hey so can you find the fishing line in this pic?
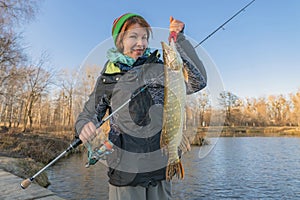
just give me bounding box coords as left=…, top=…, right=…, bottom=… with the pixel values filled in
left=194, top=0, right=256, bottom=49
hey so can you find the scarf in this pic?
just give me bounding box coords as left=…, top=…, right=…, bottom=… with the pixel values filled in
left=106, top=48, right=151, bottom=67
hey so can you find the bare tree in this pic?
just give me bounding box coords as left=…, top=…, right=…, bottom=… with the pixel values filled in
left=0, top=64, right=27, bottom=126
left=0, top=30, right=25, bottom=90
left=267, top=95, right=290, bottom=126
left=219, top=91, right=241, bottom=126
left=52, top=69, right=78, bottom=129
left=254, top=97, right=268, bottom=126
left=0, top=0, right=41, bottom=130
left=196, top=91, right=210, bottom=127
left=241, top=98, right=255, bottom=126
left=0, top=0, right=39, bottom=27
left=0, top=0, right=40, bottom=89
left=22, top=53, right=55, bottom=131
left=290, top=90, right=300, bottom=126
left=73, top=64, right=101, bottom=120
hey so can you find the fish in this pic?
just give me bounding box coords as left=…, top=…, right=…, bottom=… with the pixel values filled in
left=161, top=39, right=187, bottom=181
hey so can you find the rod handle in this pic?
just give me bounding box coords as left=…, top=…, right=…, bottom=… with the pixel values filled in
left=20, top=178, right=32, bottom=189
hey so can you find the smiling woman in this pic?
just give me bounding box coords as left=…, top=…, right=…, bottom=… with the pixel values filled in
left=104, top=14, right=153, bottom=70
left=74, top=12, right=207, bottom=200
left=113, top=14, right=152, bottom=59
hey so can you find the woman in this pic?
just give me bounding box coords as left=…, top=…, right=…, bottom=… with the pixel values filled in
left=75, top=13, right=207, bottom=200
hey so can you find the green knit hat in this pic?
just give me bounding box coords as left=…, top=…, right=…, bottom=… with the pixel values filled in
left=112, top=13, right=142, bottom=44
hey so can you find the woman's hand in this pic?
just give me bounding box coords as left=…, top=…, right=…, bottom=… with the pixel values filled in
left=169, top=16, right=185, bottom=42
left=169, top=16, right=185, bottom=33
left=79, top=122, right=97, bottom=144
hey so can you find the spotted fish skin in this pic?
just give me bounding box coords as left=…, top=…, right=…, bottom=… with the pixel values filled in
left=161, top=39, right=186, bottom=181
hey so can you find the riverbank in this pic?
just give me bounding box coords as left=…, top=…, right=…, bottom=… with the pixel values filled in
left=196, top=126, right=300, bottom=138
left=0, top=129, right=75, bottom=187
left=0, top=130, right=73, bottom=163
left=0, top=156, right=50, bottom=187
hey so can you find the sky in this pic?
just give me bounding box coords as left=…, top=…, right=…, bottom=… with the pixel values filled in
left=21, top=0, right=300, bottom=99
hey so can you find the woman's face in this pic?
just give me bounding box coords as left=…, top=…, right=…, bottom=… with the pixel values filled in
left=122, top=23, right=148, bottom=60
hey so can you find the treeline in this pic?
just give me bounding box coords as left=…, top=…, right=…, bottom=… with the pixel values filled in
left=1, top=1, right=300, bottom=134
left=2, top=61, right=299, bottom=132
left=185, top=91, right=300, bottom=128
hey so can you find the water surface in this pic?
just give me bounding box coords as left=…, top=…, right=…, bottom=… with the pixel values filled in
left=47, top=137, right=300, bottom=199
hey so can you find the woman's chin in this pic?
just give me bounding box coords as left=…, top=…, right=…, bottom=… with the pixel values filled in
left=125, top=51, right=143, bottom=60
left=132, top=54, right=142, bottom=60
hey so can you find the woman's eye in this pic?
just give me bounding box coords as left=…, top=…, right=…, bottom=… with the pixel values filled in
left=129, top=35, right=137, bottom=39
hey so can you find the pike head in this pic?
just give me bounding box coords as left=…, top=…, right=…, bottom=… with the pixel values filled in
left=161, top=40, right=183, bottom=71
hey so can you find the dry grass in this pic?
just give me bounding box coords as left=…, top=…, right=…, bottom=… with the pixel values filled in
left=0, top=131, right=73, bottom=164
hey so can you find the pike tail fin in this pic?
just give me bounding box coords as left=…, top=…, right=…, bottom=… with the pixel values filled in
left=166, top=160, right=185, bottom=181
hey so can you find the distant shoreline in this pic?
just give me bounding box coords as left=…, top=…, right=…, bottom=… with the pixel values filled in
left=197, top=126, right=300, bottom=138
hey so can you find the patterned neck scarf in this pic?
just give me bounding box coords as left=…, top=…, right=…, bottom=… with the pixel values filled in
left=106, top=47, right=151, bottom=67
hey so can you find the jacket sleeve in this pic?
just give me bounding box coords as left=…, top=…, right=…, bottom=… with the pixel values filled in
left=175, top=33, right=207, bottom=94
left=74, top=76, right=107, bottom=137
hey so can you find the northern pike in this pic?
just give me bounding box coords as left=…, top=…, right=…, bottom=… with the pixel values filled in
left=161, top=39, right=187, bottom=181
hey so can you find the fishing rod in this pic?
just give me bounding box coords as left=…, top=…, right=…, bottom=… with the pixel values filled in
left=20, top=0, right=256, bottom=189
left=194, top=0, right=256, bottom=49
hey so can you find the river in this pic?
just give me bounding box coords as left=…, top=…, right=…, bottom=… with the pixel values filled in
left=47, top=137, right=300, bottom=199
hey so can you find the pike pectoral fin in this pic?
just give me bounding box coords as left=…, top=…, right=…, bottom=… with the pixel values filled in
left=179, top=134, right=191, bottom=153
left=182, top=64, right=189, bottom=82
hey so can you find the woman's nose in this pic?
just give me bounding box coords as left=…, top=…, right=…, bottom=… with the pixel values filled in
left=137, top=37, right=147, bottom=46
left=136, top=37, right=145, bottom=46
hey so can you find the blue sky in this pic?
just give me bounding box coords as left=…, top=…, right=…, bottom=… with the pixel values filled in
left=21, top=0, right=300, bottom=98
